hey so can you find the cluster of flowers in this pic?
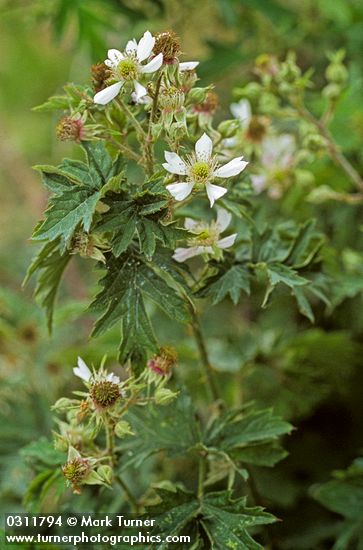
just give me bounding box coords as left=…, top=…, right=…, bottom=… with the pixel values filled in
left=57, top=352, right=177, bottom=493
left=92, top=30, right=249, bottom=262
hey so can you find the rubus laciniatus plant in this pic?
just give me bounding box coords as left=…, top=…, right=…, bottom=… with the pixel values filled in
left=24, top=30, right=362, bottom=548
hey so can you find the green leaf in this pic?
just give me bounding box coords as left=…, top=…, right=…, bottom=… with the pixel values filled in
left=96, top=187, right=184, bottom=260
left=119, top=394, right=199, bottom=469
left=147, top=488, right=276, bottom=550
left=32, top=187, right=101, bottom=249
left=266, top=263, right=308, bottom=289
left=197, top=264, right=251, bottom=305
left=32, top=143, right=125, bottom=251
left=90, top=253, right=190, bottom=369
left=205, top=408, right=293, bottom=469
left=23, top=241, right=71, bottom=331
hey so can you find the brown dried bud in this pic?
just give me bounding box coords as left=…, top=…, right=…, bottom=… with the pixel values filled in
left=148, top=347, right=177, bottom=377
left=154, top=31, right=181, bottom=65
left=91, top=62, right=111, bottom=92
left=56, top=116, right=83, bottom=142
left=62, top=457, right=90, bottom=491
left=90, top=381, right=121, bottom=409
left=193, top=91, right=219, bottom=115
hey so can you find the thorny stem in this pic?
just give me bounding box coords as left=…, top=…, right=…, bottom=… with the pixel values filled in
left=190, top=307, right=220, bottom=403
left=294, top=101, right=363, bottom=193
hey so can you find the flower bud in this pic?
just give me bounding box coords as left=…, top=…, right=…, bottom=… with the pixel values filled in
left=322, top=82, right=342, bottom=101
left=114, top=420, right=134, bottom=439
left=90, top=381, right=121, bottom=409
left=154, top=31, right=181, bottom=65
left=302, top=133, right=327, bottom=152
left=236, top=82, right=262, bottom=100
left=187, top=87, right=207, bottom=104
left=70, top=232, right=108, bottom=263
left=217, top=119, right=240, bottom=138
left=97, top=465, right=113, bottom=484
left=325, top=63, right=348, bottom=85
left=56, top=116, right=84, bottom=142
left=154, top=387, right=178, bottom=405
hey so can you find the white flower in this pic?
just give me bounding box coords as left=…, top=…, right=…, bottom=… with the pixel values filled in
left=163, top=133, right=248, bottom=207
left=251, top=134, right=295, bottom=196
left=73, top=357, right=120, bottom=385
left=73, top=357, right=92, bottom=382
left=173, top=208, right=237, bottom=262
left=179, top=61, right=199, bottom=71
left=94, top=31, right=163, bottom=105
left=230, top=99, right=252, bottom=127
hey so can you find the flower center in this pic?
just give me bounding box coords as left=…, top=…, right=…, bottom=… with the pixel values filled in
left=117, top=58, right=138, bottom=80
left=90, top=381, right=120, bottom=409
left=190, top=161, right=211, bottom=184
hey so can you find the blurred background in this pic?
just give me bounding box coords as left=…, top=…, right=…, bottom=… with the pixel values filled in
left=1, top=1, right=363, bottom=548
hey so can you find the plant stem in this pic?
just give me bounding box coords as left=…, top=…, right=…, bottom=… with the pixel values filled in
left=197, top=452, right=206, bottom=499
left=116, top=98, right=146, bottom=138
left=144, top=73, right=163, bottom=177
left=294, top=102, right=363, bottom=192
left=190, top=307, right=220, bottom=402
left=105, top=418, right=139, bottom=513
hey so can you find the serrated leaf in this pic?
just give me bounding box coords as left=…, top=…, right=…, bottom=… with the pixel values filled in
left=96, top=187, right=182, bottom=259
left=197, top=264, right=251, bottom=305
left=147, top=488, right=276, bottom=550
left=32, top=188, right=101, bottom=249
left=24, top=240, right=71, bottom=331
left=119, top=394, right=199, bottom=469
left=204, top=408, right=292, bottom=470
left=90, top=253, right=190, bottom=369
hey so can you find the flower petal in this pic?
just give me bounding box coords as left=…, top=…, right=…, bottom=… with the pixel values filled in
left=94, top=81, right=123, bottom=105
left=214, top=157, right=248, bottom=178
left=163, top=151, right=187, bottom=175
left=179, top=61, right=199, bottom=71
left=107, top=49, right=123, bottom=66
left=173, top=246, right=206, bottom=262
left=133, top=80, right=147, bottom=101
left=195, top=133, right=213, bottom=161
left=140, top=53, right=163, bottom=73
left=230, top=99, right=251, bottom=124
left=73, top=357, right=92, bottom=382
left=184, top=217, right=203, bottom=232
left=137, top=30, right=155, bottom=62
left=216, top=207, right=232, bottom=232
left=166, top=182, right=194, bottom=201
left=205, top=183, right=227, bottom=207
left=126, top=39, right=137, bottom=54
left=217, top=233, right=237, bottom=249
left=107, top=372, right=120, bottom=384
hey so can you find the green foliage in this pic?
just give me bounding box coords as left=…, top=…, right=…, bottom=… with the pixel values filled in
left=312, top=458, right=363, bottom=549
left=204, top=408, right=293, bottom=468
left=90, top=252, right=190, bottom=371
left=148, top=488, right=276, bottom=549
